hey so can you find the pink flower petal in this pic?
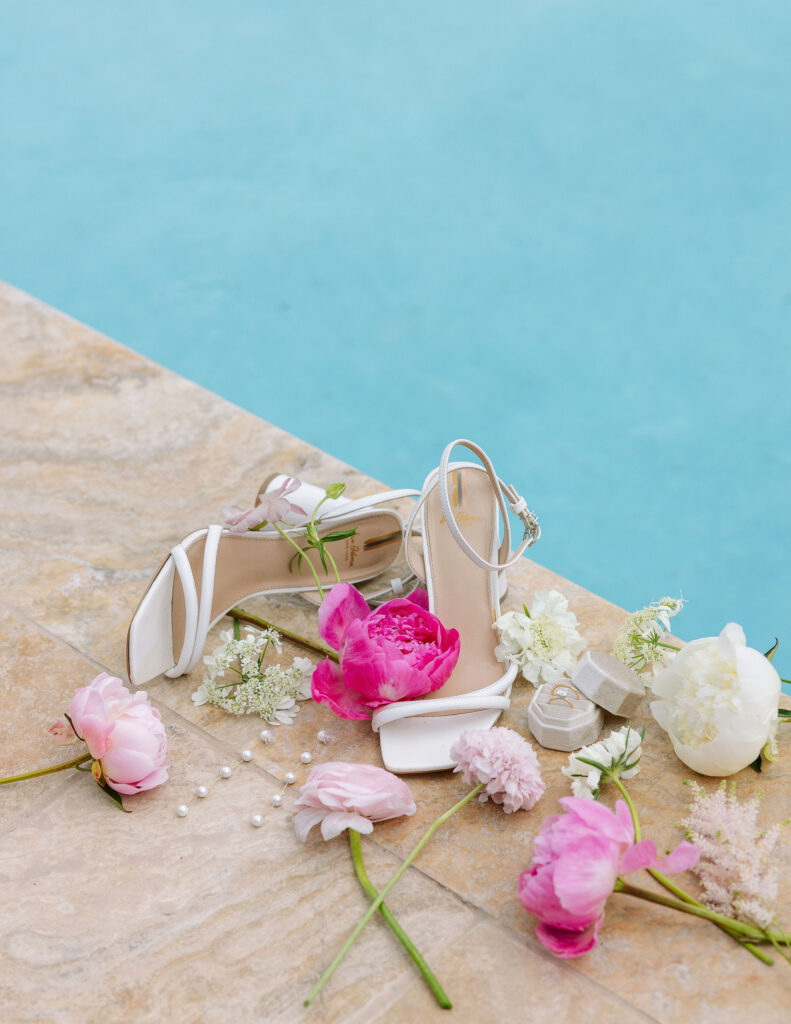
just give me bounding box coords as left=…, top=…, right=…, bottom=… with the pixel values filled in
left=311, top=658, right=371, bottom=720
left=620, top=839, right=659, bottom=874
left=655, top=840, right=700, bottom=874
left=535, top=916, right=603, bottom=958
left=553, top=836, right=620, bottom=918
left=317, top=583, right=370, bottom=649
left=559, top=797, right=633, bottom=845
left=406, top=587, right=429, bottom=610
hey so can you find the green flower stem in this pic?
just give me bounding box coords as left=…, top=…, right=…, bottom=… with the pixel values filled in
left=228, top=607, right=339, bottom=663
left=305, top=784, right=484, bottom=1007
left=324, top=546, right=342, bottom=585
left=348, top=830, right=451, bottom=1010
left=273, top=521, right=325, bottom=599
left=0, top=752, right=91, bottom=785
left=611, top=777, right=773, bottom=965
left=614, top=878, right=791, bottom=946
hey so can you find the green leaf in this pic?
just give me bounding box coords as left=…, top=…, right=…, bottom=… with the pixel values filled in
left=318, top=545, right=329, bottom=575
left=321, top=529, right=357, bottom=543
left=574, top=756, right=608, bottom=773
left=96, top=778, right=131, bottom=812
left=325, top=482, right=346, bottom=500
left=778, top=709, right=791, bottom=719
left=750, top=754, right=763, bottom=773
left=522, top=603, right=531, bottom=619
left=765, top=638, right=779, bottom=662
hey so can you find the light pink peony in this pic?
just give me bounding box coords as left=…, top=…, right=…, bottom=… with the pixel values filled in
left=518, top=797, right=699, bottom=957
left=293, top=761, right=417, bottom=841
left=311, top=583, right=460, bottom=720
left=222, top=476, right=307, bottom=533
left=451, top=727, right=545, bottom=813
left=68, top=673, right=169, bottom=795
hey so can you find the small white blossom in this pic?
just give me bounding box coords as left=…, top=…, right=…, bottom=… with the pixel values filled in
left=495, top=590, right=586, bottom=686
left=679, top=781, right=786, bottom=929
left=612, top=597, right=683, bottom=674
left=562, top=724, right=643, bottom=799
left=192, top=626, right=313, bottom=723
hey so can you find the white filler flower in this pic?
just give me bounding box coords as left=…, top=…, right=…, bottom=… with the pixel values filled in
left=495, top=590, right=586, bottom=686
left=649, top=623, right=781, bottom=777
left=562, top=725, right=643, bottom=799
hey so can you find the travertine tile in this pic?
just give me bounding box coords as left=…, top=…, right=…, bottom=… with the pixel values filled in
left=360, top=919, right=658, bottom=1024
left=3, top=278, right=791, bottom=1024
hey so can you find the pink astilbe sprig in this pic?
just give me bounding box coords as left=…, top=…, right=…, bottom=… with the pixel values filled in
left=679, top=781, right=786, bottom=929
left=451, top=727, right=545, bottom=813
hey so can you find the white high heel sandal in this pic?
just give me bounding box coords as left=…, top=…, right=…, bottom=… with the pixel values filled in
left=126, top=479, right=419, bottom=687
left=371, top=439, right=540, bottom=773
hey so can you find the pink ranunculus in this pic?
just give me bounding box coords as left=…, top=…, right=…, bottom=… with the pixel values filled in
left=518, top=797, right=699, bottom=958
left=221, top=477, right=307, bottom=533
left=68, top=673, right=169, bottom=795
left=311, top=582, right=461, bottom=720
left=294, top=761, right=417, bottom=841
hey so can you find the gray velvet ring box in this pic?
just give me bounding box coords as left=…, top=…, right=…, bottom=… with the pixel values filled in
left=571, top=650, right=645, bottom=717
left=527, top=681, right=603, bottom=751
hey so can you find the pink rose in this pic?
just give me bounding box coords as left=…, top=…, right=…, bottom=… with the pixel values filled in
left=294, top=761, right=417, bottom=841
left=518, top=797, right=698, bottom=958
left=311, top=583, right=461, bottom=720
left=68, top=673, right=169, bottom=795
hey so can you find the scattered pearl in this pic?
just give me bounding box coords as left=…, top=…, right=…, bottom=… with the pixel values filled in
left=176, top=804, right=189, bottom=818
left=241, top=750, right=253, bottom=762
left=300, top=751, right=313, bottom=765
left=251, top=813, right=264, bottom=828
left=284, top=771, right=297, bottom=785
left=259, top=730, right=274, bottom=745
left=317, top=730, right=333, bottom=745
left=271, top=793, right=283, bottom=808
left=195, top=785, right=209, bottom=798
left=220, top=766, right=232, bottom=779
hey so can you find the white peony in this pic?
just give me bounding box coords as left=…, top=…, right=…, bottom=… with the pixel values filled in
left=495, top=590, right=586, bottom=686
left=649, top=623, right=780, bottom=777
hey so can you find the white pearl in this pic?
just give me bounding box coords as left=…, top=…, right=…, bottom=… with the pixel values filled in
left=176, top=804, right=189, bottom=818
left=317, top=730, right=327, bottom=744
left=220, top=766, right=232, bottom=779
left=284, top=771, right=297, bottom=785
left=195, top=785, right=209, bottom=798
left=259, top=729, right=274, bottom=744
left=251, top=813, right=264, bottom=828
left=300, top=751, right=312, bottom=765
left=271, top=793, right=283, bottom=807
left=241, top=750, right=253, bottom=762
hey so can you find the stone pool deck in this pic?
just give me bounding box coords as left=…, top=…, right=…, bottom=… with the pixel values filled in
left=1, top=279, right=789, bottom=1023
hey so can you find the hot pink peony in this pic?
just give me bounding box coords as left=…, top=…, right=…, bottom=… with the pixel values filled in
left=311, top=583, right=460, bottom=720
left=68, top=673, right=169, bottom=795
left=451, top=727, right=545, bottom=813
left=294, top=761, right=417, bottom=841
left=518, top=797, right=698, bottom=958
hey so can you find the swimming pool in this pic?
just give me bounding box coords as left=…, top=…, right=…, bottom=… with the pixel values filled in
left=1, top=2, right=789, bottom=685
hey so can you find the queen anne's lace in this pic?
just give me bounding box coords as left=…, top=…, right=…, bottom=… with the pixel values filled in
left=679, top=781, right=785, bottom=929
left=612, top=597, right=683, bottom=673
left=192, top=627, right=313, bottom=723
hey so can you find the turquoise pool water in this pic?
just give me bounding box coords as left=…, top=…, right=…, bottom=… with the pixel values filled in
left=1, top=3, right=789, bottom=686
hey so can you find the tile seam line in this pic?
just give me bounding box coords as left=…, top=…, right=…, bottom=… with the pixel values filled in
left=0, top=596, right=654, bottom=1023
left=349, top=837, right=660, bottom=1024
left=0, top=597, right=298, bottom=790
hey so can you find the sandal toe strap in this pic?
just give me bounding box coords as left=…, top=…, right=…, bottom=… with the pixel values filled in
left=371, top=691, right=511, bottom=732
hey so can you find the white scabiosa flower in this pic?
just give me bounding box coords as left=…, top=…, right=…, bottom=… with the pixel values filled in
left=562, top=724, right=643, bottom=799
left=495, top=590, right=586, bottom=686
left=649, top=623, right=781, bottom=776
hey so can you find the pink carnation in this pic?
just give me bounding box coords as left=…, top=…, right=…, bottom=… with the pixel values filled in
left=450, top=727, right=545, bottom=813
left=294, top=761, right=417, bottom=841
